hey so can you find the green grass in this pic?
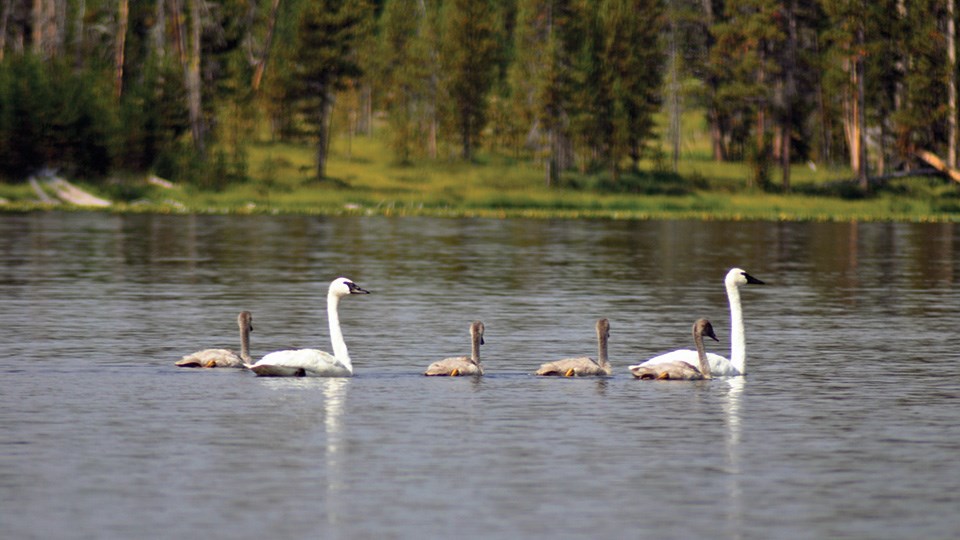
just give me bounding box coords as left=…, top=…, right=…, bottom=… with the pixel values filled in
left=3, top=113, right=960, bottom=222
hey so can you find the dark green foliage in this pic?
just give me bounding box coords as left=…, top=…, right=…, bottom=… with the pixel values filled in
left=442, top=0, right=502, bottom=160
left=1, top=0, right=958, bottom=210
left=0, top=55, right=114, bottom=181
left=565, top=169, right=696, bottom=196
left=287, top=0, right=370, bottom=179
left=377, top=0, right=426, bottom=164
left=117, top=58, right=190, bottom=172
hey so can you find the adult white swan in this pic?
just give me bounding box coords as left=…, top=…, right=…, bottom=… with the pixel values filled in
left=629, top=268, right=763, bottom=377
left=247, top=277, right=370, bottom=377
left=176, top=311, right=253, bottom=368
left=424, top=321, right=485, bottom=376
left=630, top=318, right=717, bottom=380
left=535, top=318, right=612, bottom=377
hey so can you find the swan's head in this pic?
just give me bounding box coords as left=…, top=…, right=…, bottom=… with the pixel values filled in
left=596, top=318, right=610, bottom=340
left=470, top=321, right=485, bottom=345
left=725, top=267, right=764, bottom=288
left=329, top=277, right=370, bottom=297
left=694, top=318, right=719, bottom=342
left=238, top=311, right=253, bottom=333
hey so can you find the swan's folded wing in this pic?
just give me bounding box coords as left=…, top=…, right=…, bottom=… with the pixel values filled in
left=176, top=348, right=242, bottom=368
left=535, top=356, right=599, bottom=376
left=250, top=349, right=351, bottom=377
left=629, top=360, right=702, bottom=380
left=628, top=349, right=697, bottom=371
left=629, top=350, right=735, bottom=377
left=424, top=356, right=480, bottom=376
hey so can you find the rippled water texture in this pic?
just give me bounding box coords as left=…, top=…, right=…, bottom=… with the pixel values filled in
left=1, top=212, right=959, bottom=539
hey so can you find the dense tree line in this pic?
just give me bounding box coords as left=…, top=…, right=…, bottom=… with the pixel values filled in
left=0, top=0, right=958, bottom=191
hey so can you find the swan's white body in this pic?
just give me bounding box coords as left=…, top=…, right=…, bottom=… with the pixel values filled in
left=248, top=278, right=369, bottom=377
left=628, top=268, right=763, bottom=377
left=424, top=321, right=485, bottom=376
left=176, top=311, right=253, bottom=368
left=536, top=318, right=612, bottom=377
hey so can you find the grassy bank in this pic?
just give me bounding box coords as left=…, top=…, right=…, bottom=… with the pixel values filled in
left=2, top=131, right=960, bottom=222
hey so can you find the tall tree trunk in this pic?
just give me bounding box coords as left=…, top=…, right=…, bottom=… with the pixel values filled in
left=428, top=74, right=438, bottom=159
left=251, top=0, right=281, bottom=93
left=949, top=0, right=957, bottom=168
left=461, top=116, right=472, bottom=160
left=701, top=0, right=724, bottom=161
left=668, top=1, right=681, bottom=173
left=315, top=93, right=334, bottom=180
left=813, top=32, right=830, bottom=165
left=0, top=0, right=12, bottom=61
left=545, top=128, right=557, bottom=186
left=54, top=0, right=65, bottom=55
left=756, top=45, right=767, bottom=155
left=856, top=23, right=868, bottom=189
left=780, top=0, right=798, bottom=192
left=842, top=57, right=861, bottom=178
left=32, top=0, right=57, bottom=57
left=185, top=0, right=204, bottom=155
left=114, top=0, right=129, bottom=98
left=359, top=83, right=372, bottom=135
left=73, top=0, right=85, bottom=67
left=153, top=0, right=166, bottom=59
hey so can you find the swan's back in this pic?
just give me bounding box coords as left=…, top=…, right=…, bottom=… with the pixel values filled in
left=630, top=360, right=704, bottom=380
left=629, top=350, right=739, bottom=377
left=424, top=356, right=483, bottom=376
left=250, top=349, right=351, bottom=377
left=536, top=357, right=609, bottom=377
left=176, top=348, right=244, bottom=368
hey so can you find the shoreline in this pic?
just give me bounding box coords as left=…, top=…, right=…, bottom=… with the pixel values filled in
left=2, top=199, right=959, bottom=223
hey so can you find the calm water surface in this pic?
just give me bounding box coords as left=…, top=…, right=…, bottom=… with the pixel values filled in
left=1, top=212, right=959, bottom=539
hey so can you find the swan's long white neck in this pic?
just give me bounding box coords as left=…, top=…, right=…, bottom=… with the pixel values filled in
left=727, top=281, right=746, bottom=375
left=327, top=292, right=352, bottom=372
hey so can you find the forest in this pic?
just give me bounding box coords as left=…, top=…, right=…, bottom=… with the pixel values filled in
left=0, top=0, right=959, bottom=195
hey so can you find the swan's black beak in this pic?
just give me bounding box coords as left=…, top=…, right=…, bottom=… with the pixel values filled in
left=743, top=272, right=764, bottom=285
left=348, top=282, right=370, bottom=294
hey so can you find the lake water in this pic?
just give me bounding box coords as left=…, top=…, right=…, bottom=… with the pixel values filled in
left=1, top=212, right=959, bottom=539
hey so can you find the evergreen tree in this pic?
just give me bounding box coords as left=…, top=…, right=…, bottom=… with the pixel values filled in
left=379, top=0, right=425, bottom=164
left=290, top=0, right=370, bottom=180
left=510, top=0, right=576, bottom=185
left=442, top=0, right=501, bottom=160
left=709, top=0, right=784, bottom=168
left=604, top=0, right=664, bottom=173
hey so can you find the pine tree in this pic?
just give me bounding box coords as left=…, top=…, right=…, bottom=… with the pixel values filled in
left=511, top=0, right=576, bottom=185
left=442, top=0, right=501, bottom=160
left=379, top=0, right=425, bottom=164
left=291, top=0, right=370, bottom=180
left=604, top=0, right=664, bottom=173
left=709, top=0, right=784, bottom=169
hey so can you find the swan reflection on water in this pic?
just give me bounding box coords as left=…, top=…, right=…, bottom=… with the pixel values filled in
left=253, top=377, right=349, bottom=527
left=323, top=377, right=349, bottom=529
left=724, top=377, right=745, bottom=535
